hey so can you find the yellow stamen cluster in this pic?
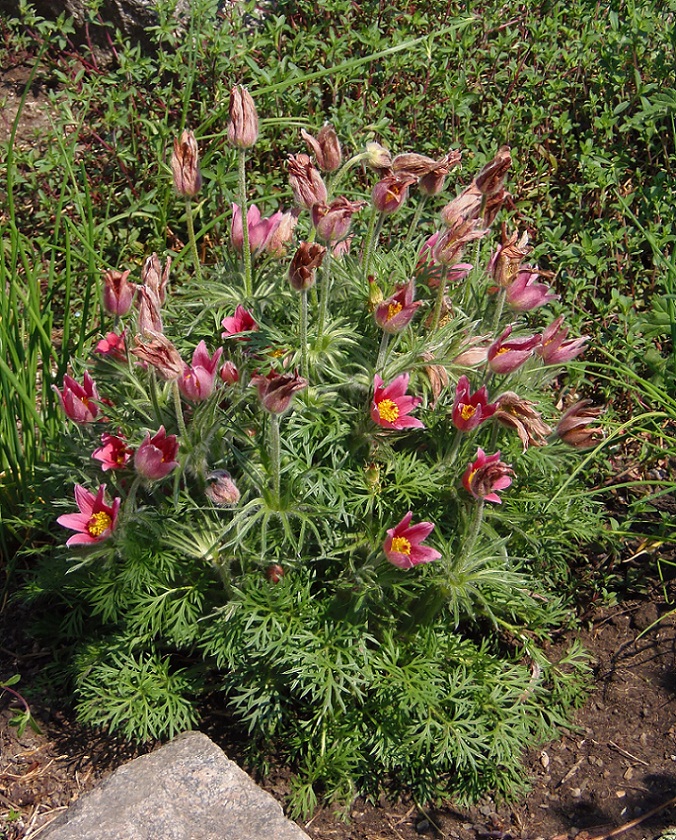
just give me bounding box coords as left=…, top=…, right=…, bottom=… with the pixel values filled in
left=391, top=536, right=411, bottom=555
left=460, top=403, right=476, bottom=421
left=378, top=398, right=400, bottom=423
left=87, top=511, right=112, bottom=537
left=387, top=302, right=403, bottom=320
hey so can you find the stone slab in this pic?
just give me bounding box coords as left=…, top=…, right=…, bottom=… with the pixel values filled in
left=41, top=730, right=310, bottom=840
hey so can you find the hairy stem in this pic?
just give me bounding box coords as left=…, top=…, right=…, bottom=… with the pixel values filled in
left=375, top=330, right=390, bottom=374
left=316, top=249, right=333, bottom=338
left=431, top=265, right=450, bottom=331
left=463, top=498, right=485, bottom=559
left=238, top=149, right=253, bottom=298
left=184, top=198, right=202, bottom=283
left=300, top=288, right=309, bottom=379
left=269, top=412, right=281, bottom=502
left=403, top=194, right=427, bottom=248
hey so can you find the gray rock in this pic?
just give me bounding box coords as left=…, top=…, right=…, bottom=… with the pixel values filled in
left=40, top=731, right=310, bottom=840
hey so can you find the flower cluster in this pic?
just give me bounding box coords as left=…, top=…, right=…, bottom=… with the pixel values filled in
left=54, top=95, right=603, bottom=595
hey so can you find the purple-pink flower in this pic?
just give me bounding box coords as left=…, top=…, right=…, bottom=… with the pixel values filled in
left=371, top=373, right=424, bottom=430
left=462, top=448, right=514, bottom=504
left=57, top=484, right=121, bottom=546
left=537, top=315, right=589, bottom=365
left=487, top=326, right=540, bottom=374
left=451, top=375, right=497, bottom=432
left=374, top=281, right=422, bottom=334
left=102, top=268, right=136, bottom=317
left=505, top=268, right=559, bottom=312
left=221, top=305, right=259, bottom=340
left=231, top=203, right=284, bottom=256
left=383, top=511, right=442, bottom=569
left=53, top=371, right=101, bottom=423
left=134, top=426, right=180, bottom=481
left=94, top=331, right=127, bottom=362
left=178, top=341, right=223, bottom=402
left=92, top=433, right=133, bottom=471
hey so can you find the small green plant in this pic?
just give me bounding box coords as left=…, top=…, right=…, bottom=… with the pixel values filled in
left=0, top=675, right=42, bottom=737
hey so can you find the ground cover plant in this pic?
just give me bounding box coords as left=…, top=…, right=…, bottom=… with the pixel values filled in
left=1, top=0, right=674, bottom=822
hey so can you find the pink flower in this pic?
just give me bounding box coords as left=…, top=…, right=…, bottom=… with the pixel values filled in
left=57, top=484, right=121, bottom=546
left=178, top=341, right=223, bottom=402
left=53, top=371, right=100, bottom=423
left=102, top=269, right=136, bottom=317
left=416, top=233, right=473, bottom=288
left=505, top=268, right=559, bottom=311
left=556, top=400, right=604, bottom=448
left=374, top=280, right=422, bottom=334
left=451, top=375, right=497, bottom=432
left=538, top=315, right=589, bottom=365
left=219, top=360, right=239, bottom=385
left=134, top=426, right=180, bottom=481
left=487, top=325, right=540, bottom=374
left=231, top=203, right=284, bottom=256
left=221, top=305, right=259, bottom=340
left=383, top=511, right=442, bottom=569
left=94, top=331, right=126, bottom=361
left=371, top=373, right=424, bottom=430
left=371, top=173, right=417, bottom=215
left=462, top=448, right=514, bottom=504
left=311, top=196, right=367, bottom=243
left=92, top=433, right=133, bottom=471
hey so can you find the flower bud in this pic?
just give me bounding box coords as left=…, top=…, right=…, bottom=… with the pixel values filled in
left=312, top=196, right=366, bottom=243
left=131, top=330, right=185, bottom=380
left=266, top=564, right=285, bottom=583
left=171, top=129, right=202, bottom=198
left=371, top=173, right=417, bottom=215
left=134, top=426, right=180, bottom=481
left=288, top=241, right=326, bottom=291
left=205, top=470, right=240, bottom=506
left=475, top=145, right=512, bottom=197
left=251, top=369, right=308, bottom=414
left=141, top=253, right=171, bottom=306
left=287, top=153, right=328, bottom=210
left=301, top=124, right=342, bottom=172
left=219, top=360, right=239, bottom=385
left=228, top=85, right=259, bottom=149
left=364, top=141, right=392, bottom=173
left=102, top=269, right=135, bottom=317
left=556, top=400, right=604, bottom=448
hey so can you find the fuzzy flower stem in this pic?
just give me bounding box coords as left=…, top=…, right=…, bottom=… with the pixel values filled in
left=463, top=497, right=485, bottom=559
left=122, top=474, right=142, bottom=517
left=431, top=265, right=450, bottom=331
left=184, top=198, right=202, bottom=283
left=269, top=412, right=281, bottom=502
left=492, top=287, right=507, bottom=333
left=300, top=288, right=309, bottom=379
left=446, top=427, right=463, bottom=466
left=403, top=195, right=428, bottom=248
left=172, top=380, right=188, bottom=437
left=361, top=208, right=384, bottom=282
left=316, top=249, right=333, bottom=339
left=331, top=152, right=366, bottom=193
left=375, top=330, right=390, bottom=374
left=462, top=237, right=483, bottom=311
left=237, top=148, right=253, bottom=297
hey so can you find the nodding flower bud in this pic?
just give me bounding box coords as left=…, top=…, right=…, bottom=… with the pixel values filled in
left=301, top=124, right=342, bottom=172
left=364, top=141, right=392, bottom=174
left=228, top=85, right=259, bottom=149
left=371, top=173, right=417, bottom=215
left=288, top=241, right=326, bottom=291
left=205, top=470, right=240, bottom=507
left=251, top=369, right=308, bottom=414
left=392, top=150, right=462, bottom=196
left=475, top=145, right=512, bottom=197
left=171, top=129, right=202, bottom=198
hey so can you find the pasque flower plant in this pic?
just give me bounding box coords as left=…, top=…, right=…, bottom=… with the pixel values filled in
left=44, top=96, right=604, bottom=817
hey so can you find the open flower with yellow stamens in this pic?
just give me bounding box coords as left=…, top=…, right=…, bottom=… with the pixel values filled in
left=371, top=373, right=424, bottom=430
left=383, top=511, right=441, bottom=569
left=462, top=448, right=514, bottom=504
left=451, top=375, right=497, bottom=432
left=57, top=484, right=121, bottom=546
left=374, top=280, right=422, bottom=334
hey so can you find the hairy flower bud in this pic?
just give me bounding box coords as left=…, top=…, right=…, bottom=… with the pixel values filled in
left=364, top=141, right=392, bottom=173
left=371, top=173, right=417, bottom=215
left=131, top=331, right=184, bottom=380
left=312, top=196, right=366, bottom=243
left=287, top=153, right=328, bottom=210
left=171, top=129, right=202, bottom=198
left=228, top=85, right=259, bottom=149
left=301, top=124, right=342, bottom=172
left=102, top=268, right=135, bottom=317
left=288, top=241, right=326, bottom=291
left=141, top=253, right=171, bottom=306
left=251, top=369, right=308, bottom=414
left=205, top=470, right=240, bottom=506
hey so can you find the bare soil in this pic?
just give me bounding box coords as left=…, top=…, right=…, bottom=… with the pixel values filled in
left=2, top=597, right=676, bottom=840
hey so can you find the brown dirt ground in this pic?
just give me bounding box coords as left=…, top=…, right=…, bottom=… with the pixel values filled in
left=2, top=596, right=676, bottom=840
